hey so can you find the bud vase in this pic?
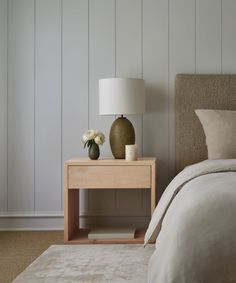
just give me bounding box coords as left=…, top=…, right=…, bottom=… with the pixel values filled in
left=89, top=143, right=100, bottom=160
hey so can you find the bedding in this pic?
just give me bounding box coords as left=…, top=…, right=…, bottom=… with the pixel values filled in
left=146, top=159, right=236, bottom=283
left=195, top=109, right=236, bottom=159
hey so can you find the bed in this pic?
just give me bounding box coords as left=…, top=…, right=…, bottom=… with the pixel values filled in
left=145, top=74, right=236, bottom=283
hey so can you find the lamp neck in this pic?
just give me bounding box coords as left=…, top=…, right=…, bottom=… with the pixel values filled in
left=120, top=114, right=124, bottom=118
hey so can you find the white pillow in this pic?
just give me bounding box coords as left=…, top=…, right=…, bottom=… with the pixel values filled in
left=195, top=109, right=236, bottom=159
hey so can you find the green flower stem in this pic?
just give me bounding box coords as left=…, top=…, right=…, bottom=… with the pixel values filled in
left=84, top=139, right=96, bottom=149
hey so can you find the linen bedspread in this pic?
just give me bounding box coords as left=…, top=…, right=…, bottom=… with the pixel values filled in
left=146, top=159, right=236, bottom=283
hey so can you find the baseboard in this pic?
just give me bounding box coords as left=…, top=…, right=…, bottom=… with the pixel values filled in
left=0, top=211, right=64, bottom=218
left=0, top=212, right=150, bottom=231
left=0, top=212, right=64, bottom=230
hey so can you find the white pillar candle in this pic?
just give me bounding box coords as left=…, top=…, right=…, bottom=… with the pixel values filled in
left=125, top=144, right=138, bottom=161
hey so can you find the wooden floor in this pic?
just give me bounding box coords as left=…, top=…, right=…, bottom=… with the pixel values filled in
left=0, top=231, right=63, bottom=283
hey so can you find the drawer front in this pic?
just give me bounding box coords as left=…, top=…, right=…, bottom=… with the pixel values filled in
left=68, top=165, right=150, bottom=189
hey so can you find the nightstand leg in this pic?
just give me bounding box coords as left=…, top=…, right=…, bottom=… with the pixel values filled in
left=64, top=189, right=79, bottom=242
left=151, top=162, right=157, bottom=215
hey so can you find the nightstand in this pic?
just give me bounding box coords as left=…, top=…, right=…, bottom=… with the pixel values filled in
left=64, top=157, right=156, bottom=244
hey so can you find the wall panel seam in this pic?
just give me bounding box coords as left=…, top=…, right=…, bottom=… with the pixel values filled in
left=34, top=0, right=36, bottom=212
left=221, top=0, right=222, bottom=73
left=194, top=0, right=196, bottom=73
left=6, top=0, right=9, bottom=212
left=114, top=0, right=116, bottom=78
left=87, top=0, right=90, bottom=212
left=141, top=0, right=143, bottom=156
left=167, top=0, right=170, bottom=180
left=88, top=0, right=90, bottom=129
left=61, top=0, right=63, bottom=211
left=141, top=0, right=143, bottom=205
left=114, top=0, right=117, bottom=210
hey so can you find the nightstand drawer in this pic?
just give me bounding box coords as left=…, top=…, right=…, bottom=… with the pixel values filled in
left=68, top=165, right=150, bottom=189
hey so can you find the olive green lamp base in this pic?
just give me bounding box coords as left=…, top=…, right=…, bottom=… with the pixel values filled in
left=109, top=116, right=135, bottom=159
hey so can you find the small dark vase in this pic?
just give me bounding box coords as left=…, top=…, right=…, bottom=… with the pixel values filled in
left=89, top=142, right=100, bottom=160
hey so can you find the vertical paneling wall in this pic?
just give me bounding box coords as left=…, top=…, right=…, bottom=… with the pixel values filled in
left=8, top=0, right=35, bottom=211
left=35, top=0, right=62, bottom=211
left=1, top=0, right=236, bottom=228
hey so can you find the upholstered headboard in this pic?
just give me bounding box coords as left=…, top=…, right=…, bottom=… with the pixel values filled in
left=175, top=74, right=236, bottom=174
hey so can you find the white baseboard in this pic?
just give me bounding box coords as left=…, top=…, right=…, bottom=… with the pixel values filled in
left=0, top=212, right=150, bottom=231
left=0, top=212, right=64, bottom=230
left=0, top=211, right=64, bottom=218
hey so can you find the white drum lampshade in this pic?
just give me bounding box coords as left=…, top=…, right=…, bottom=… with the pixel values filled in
left=99, top=78, right=145, bottom=115
left=99, top=78, right=146, bottom=159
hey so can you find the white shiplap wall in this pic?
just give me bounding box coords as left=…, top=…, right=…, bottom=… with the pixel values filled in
left=1, top=0, right=236, bottom=229
left=35, top=0, right=62, bottom=211
left=7, top=0, right=35, bottom=211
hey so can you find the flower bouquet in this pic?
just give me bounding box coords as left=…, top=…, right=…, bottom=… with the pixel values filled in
left=82, top=129, right=105, bottom=160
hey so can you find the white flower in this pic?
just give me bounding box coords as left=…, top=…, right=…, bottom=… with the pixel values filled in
left=82, top=129, right=105, bottom=147
left=95, top=133, right=105, bottom=145
left=82, top=134, right=89, bottom=143
left=84, top=129, right=96, bottom=140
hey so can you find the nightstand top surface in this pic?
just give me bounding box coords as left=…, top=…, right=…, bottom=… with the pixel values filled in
left=65, top=157, right=156, bottom=166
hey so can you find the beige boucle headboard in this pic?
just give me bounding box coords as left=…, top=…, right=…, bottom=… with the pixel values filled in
left=175, top=74, right=236, bottom=174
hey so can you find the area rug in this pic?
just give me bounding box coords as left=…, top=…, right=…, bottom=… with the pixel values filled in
left=13, top=244, right=155, bottom=283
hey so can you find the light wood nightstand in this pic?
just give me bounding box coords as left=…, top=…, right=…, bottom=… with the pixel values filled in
left=64, top=157, right=156, bottom=244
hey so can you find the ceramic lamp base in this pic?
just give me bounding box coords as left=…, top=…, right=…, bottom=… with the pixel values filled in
left=109, top=116, right=135, bottom=159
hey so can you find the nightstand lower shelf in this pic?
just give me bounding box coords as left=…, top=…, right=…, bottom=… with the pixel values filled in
left=65, top=228, right=146, bottom=244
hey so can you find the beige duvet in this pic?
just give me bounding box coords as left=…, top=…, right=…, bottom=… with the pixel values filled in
left=146, top=159, right=236, bottom=283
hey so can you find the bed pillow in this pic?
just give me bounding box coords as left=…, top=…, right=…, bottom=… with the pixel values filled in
left=195, top=109, right=236, bottom=159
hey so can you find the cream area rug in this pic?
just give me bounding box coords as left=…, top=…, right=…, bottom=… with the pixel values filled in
left=13, top=244, right=155, bottom=283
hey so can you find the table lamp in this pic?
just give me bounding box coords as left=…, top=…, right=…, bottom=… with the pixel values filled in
left=99, top=78, right=145, bottom=159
